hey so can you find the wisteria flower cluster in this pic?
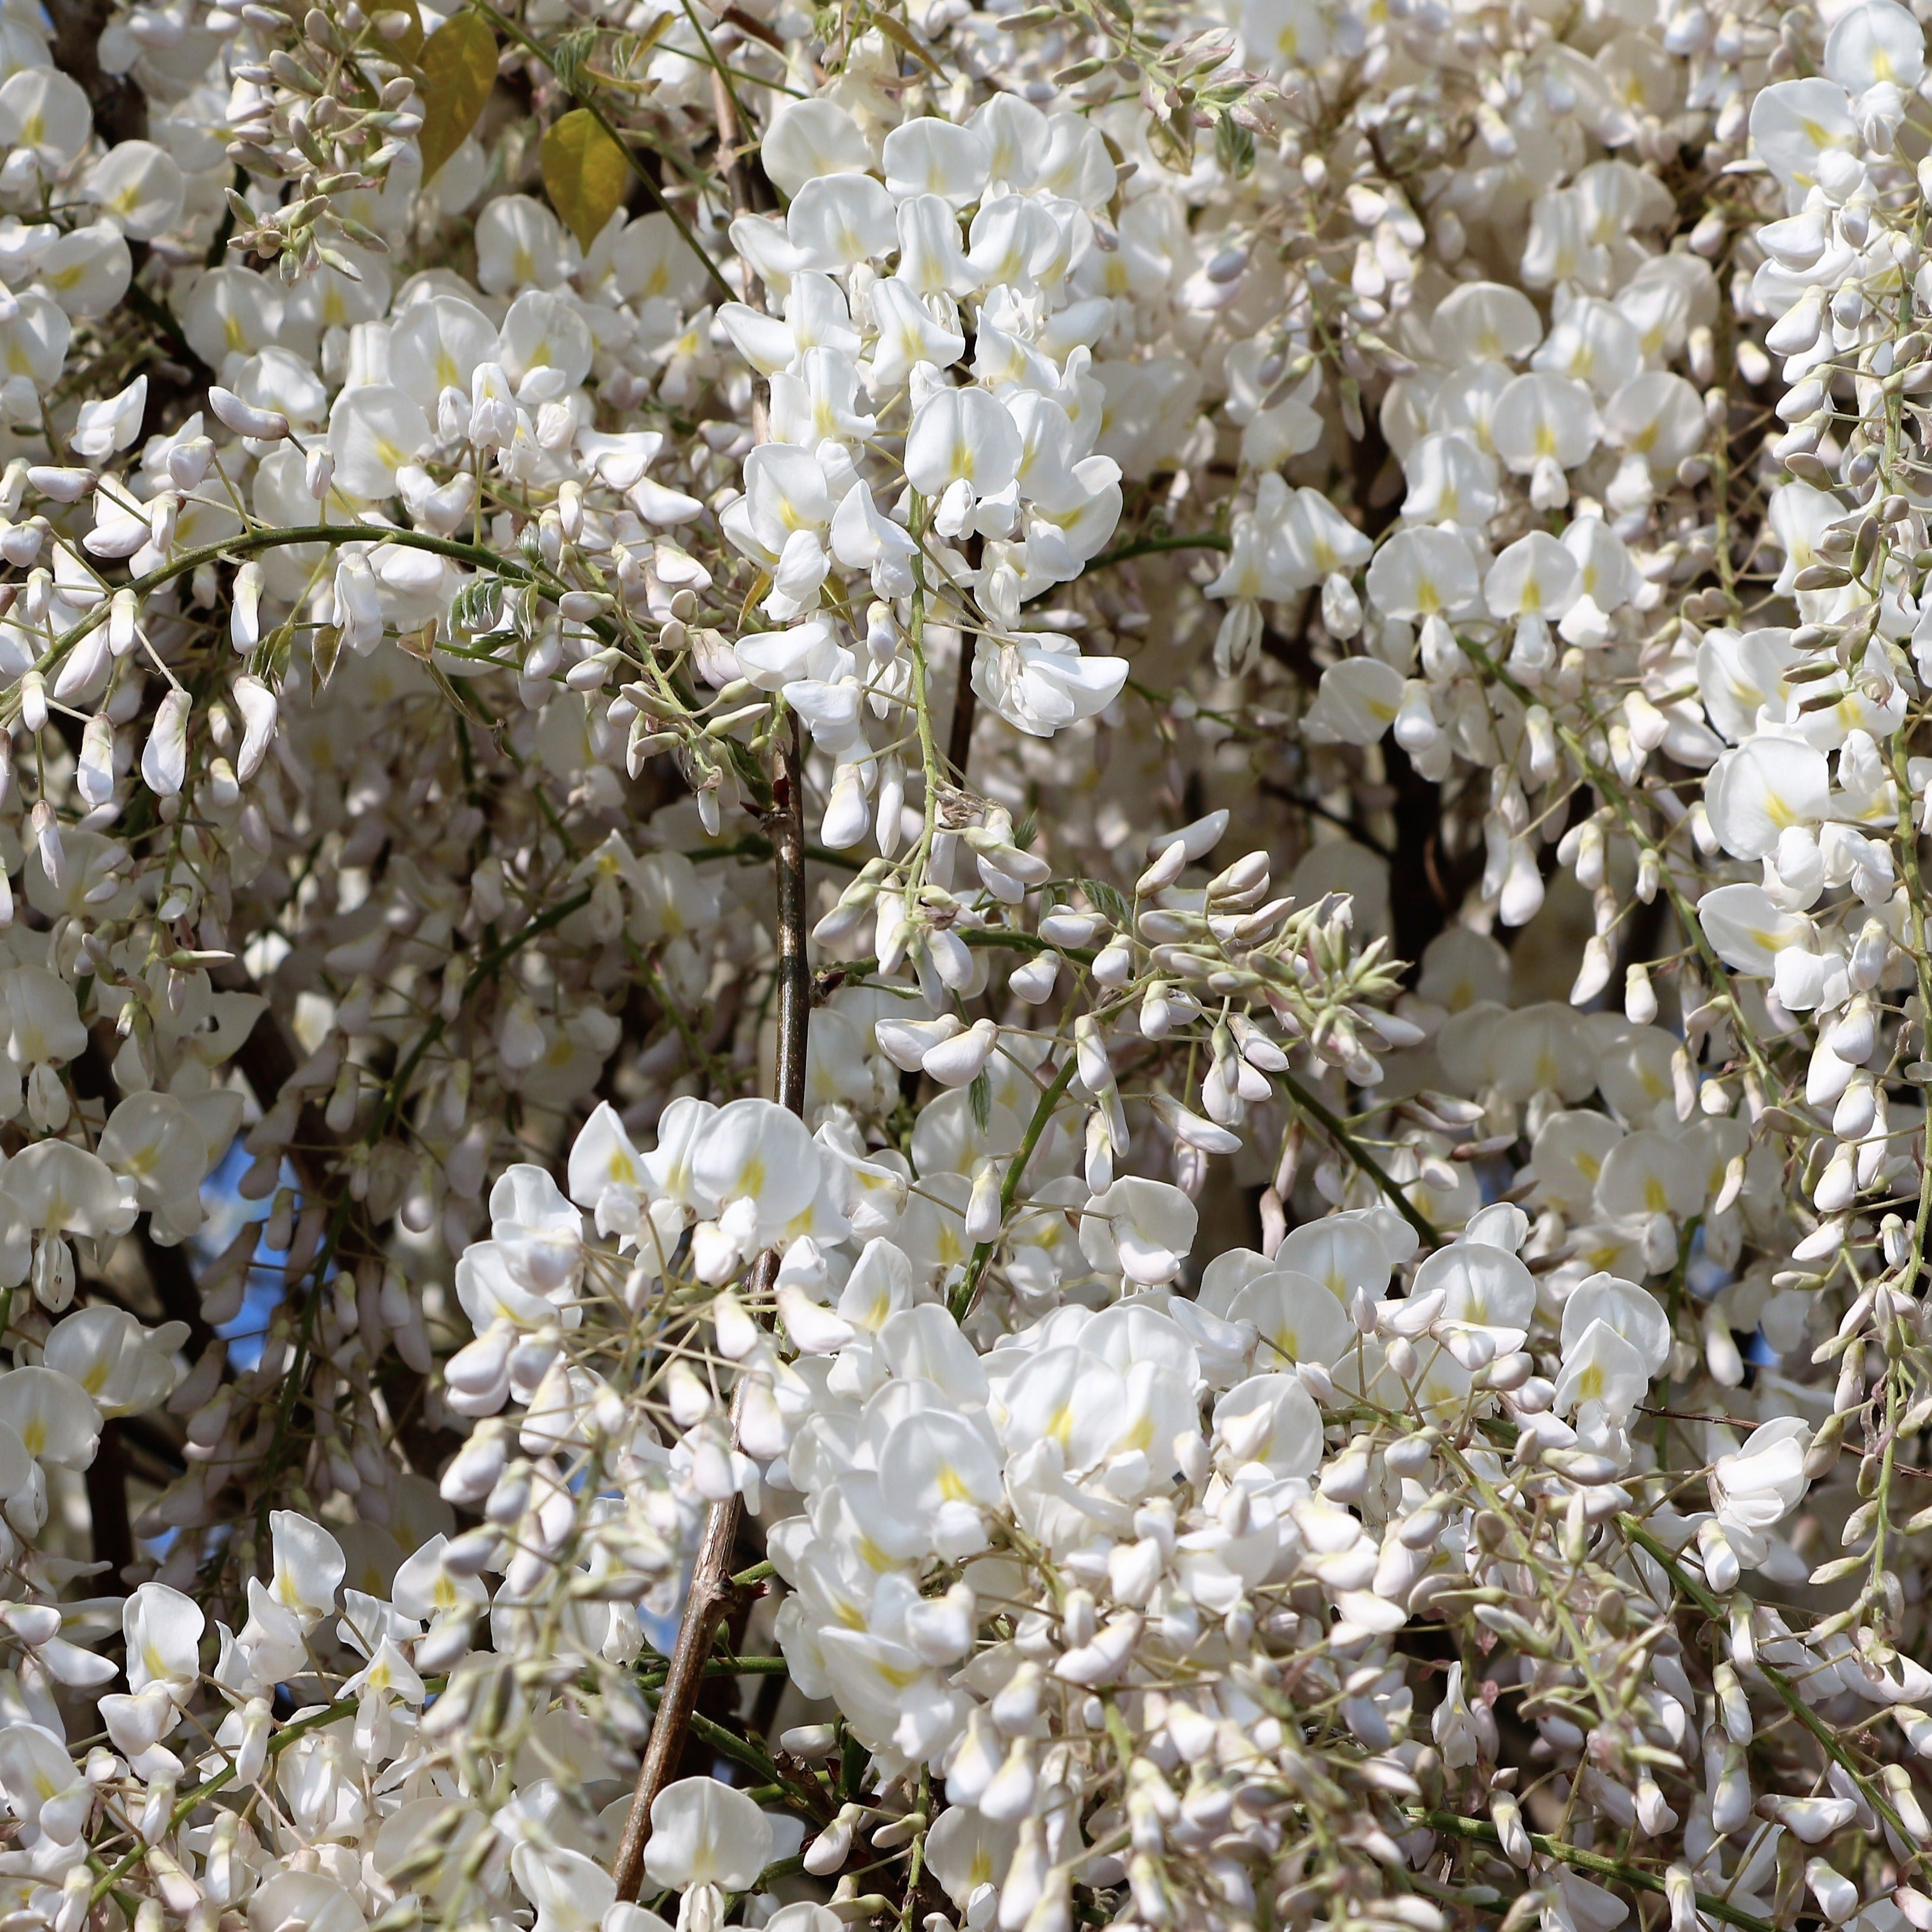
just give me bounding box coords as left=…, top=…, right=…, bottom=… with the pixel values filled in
left=0, top=0, right=1922, bottom=1924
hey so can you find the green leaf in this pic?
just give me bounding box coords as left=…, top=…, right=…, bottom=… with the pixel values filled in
left=311, top=623, right=343, bottom=691
left=1145, top=101, right=1195, bottom=176
left=1215, top=110, right=1255, bottom=180
left=541, top=107, right=629, bottom=252
left=416, top=10, right=497, bottom=183
left=1077, top=877, right=1130, bottom=933
left=969, top=1070, right=992, bottom=1137
left=450, top=576, right=496, bottom=636
left=550, top=25, right=599, bottom=93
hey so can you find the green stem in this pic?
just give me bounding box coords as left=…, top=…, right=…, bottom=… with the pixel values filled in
left=368, top=886, right=595, bottom=1147
left=37, top=522, right=558, bottom=693
left=626, top=935, right=728, bottom=1088
left=962, top=928, right=1097, bottom=963
left=815, top=931, right=1101, bottom=987
left=637, top=1683, right=829, bottom=1819
left=1620, top=1516, right=1930, bottom=1872
left=951, top=1054, right=1079, bottom=1321
left=634, top=1662, right=789, bottom=1688
left=1420, top=1811, right=1774, bottom=1932
left=469, top=0, right=736, bottom=304
left=687, top=834, right=863, bottom=872
left=90, top=1692, right=372, bottom=1903
left=1277, top=1067, right=1439, bottom=1245
left=1083, top=531, right=1232, bottom=572
left=905, top=495, right=942, bottom=891
left=676, top=0, right=753, bottom=155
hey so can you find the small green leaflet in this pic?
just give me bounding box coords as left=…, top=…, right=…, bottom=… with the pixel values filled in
left=1077, top=877, right=1130, bottom=932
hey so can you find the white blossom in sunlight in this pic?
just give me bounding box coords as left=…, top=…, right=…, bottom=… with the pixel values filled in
left=0, top=0, right=1916, bottom=1930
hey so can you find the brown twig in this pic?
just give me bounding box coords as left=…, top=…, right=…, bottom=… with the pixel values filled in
left=698, top=44, right=773, bottom=445
left=43, top=0, right=145, bottom=143
left=612, top=712, right=810, bottom=1900
left=84, top=1419, right=134, bottom=1585
left=946, top=640, right=977, bottom=787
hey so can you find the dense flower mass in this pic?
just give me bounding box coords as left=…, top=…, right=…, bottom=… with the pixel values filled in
left=0, top=0, right=1925, bottom=1924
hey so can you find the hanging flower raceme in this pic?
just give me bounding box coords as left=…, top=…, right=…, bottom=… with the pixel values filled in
left=0, top=0, right=1917, bottom=1928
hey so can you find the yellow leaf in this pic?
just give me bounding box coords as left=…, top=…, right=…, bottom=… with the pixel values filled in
left=868, top=11, right=941, bottom=72
left=372, top=0, right=423, bottom=65
left=416, top=10, right=497, bottom=183
left=541, top=107, right=630, bottom=251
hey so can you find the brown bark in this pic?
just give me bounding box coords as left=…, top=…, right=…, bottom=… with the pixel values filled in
left=43, top=0, right=145, bottom=145
left=84, top=1419, right=134, bottom=1584
left=611, top=714, right=810, bottom=1900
